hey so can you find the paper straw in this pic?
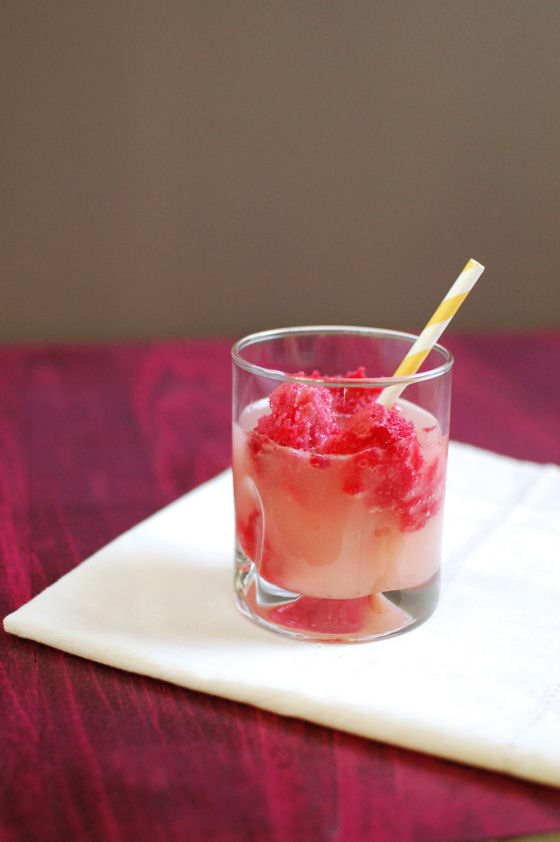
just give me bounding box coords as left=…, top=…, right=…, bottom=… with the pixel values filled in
left=377, top=258, right=485, bottom=406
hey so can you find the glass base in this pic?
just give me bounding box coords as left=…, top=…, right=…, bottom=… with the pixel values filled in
left=234, top=545, right=439, bottom=644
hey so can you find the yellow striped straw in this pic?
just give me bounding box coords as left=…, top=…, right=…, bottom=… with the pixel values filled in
left=377, top=258, right=485, bottom=406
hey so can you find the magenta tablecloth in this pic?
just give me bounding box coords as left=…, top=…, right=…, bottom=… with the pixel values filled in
left=1, top=331, right=559, bottom=842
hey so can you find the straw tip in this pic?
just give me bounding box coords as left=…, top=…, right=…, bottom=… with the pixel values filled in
left=466, top=258, right=485, bottom=272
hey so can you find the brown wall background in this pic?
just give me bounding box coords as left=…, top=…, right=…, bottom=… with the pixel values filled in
left=3, top=2, right=559, bottom=343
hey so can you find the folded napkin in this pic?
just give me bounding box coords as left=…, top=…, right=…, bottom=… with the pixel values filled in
left=4, top=442, right=560, bottom=788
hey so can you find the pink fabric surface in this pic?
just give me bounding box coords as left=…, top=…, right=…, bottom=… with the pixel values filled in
left=1, top=332, right=559, bottom=842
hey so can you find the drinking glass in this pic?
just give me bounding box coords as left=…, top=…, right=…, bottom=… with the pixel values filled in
left=231, top=326, right=453, bottom=643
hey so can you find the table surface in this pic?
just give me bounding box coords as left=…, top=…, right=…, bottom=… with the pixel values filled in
left=1, top=330, right=559, bottom=842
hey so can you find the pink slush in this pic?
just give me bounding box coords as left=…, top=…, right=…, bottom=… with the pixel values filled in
left=233, top=389, right=447, bottom=603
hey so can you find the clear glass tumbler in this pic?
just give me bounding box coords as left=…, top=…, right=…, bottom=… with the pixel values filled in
left=231, top=326, right=453, bottom=643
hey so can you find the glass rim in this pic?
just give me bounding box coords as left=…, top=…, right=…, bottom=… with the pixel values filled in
left=231, top=325, right=453, bottom=387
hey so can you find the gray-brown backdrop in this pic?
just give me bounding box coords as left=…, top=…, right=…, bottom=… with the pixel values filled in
left=3, top=2, right=559, bottom=343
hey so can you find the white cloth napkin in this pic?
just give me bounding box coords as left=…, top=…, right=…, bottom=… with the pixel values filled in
left=4, top=442, right=560, bottom=788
